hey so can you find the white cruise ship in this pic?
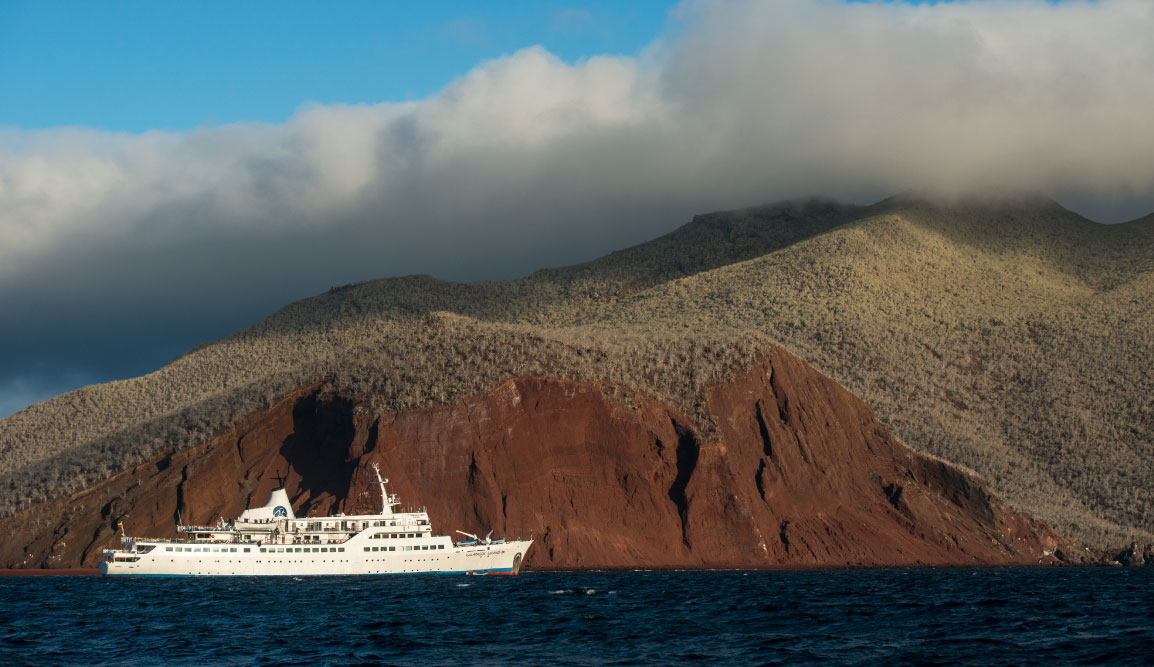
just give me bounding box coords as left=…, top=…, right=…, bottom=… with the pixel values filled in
left=99, top=466, right=531, bottom=577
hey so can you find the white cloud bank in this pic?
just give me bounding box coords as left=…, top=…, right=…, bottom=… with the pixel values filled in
left=5, top=0, right=1154, bottom=277
left=2, top=0, right=1154, bottom=413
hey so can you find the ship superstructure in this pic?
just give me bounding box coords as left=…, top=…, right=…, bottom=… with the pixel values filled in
left=99, top=466, right=531, bottom=577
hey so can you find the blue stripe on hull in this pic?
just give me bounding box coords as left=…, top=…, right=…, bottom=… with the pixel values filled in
left=104, top=573, right=192, bottom=578
left=102, top=567, right=515, bottom=578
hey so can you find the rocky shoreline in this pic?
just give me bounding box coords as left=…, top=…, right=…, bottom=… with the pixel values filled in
left=2, top=555, right=1151, bottom=576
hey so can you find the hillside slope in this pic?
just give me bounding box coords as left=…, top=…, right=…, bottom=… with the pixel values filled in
left=1, top=193, right=1151, bottom=546
left=601, top=195, right=1154, bottom=542
left=0, top=346, right=1064, bottom=570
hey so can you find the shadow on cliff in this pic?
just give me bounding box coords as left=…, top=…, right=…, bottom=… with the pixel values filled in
left=280, top=394, right=364, bottom=517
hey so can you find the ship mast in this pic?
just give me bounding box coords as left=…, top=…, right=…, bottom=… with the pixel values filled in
left=372, top=464, right=397, bottom=517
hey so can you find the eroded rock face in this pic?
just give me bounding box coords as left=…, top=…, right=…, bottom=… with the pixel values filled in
left=0, top=349, right=1064, bottom=570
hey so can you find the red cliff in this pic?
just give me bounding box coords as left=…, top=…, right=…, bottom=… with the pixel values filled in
left=0, top=348, right=1063, bottom=570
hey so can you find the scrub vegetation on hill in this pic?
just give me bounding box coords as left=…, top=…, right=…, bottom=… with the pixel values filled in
left=1, top=194, right=1151, bottom=547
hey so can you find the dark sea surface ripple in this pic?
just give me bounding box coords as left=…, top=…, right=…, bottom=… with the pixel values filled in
left=1, top=568, right=1151, bottom=666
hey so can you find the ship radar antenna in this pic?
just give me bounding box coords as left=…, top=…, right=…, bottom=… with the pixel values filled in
left=272, top=469, right=287, bottom=490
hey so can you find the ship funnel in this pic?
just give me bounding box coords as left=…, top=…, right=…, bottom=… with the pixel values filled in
left=238, top=487, right=296, bottom=522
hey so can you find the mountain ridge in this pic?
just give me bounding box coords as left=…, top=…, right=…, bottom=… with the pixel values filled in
left=2, top=191, right=1151, bottom=548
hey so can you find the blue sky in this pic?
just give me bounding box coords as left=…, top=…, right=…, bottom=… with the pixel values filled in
left=0, top=1, right=677, bottom=132
left=0, top=0, right=975, bottom=132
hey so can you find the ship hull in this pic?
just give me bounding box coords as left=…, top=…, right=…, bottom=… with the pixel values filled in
left=99, top=540, right=529, bottom=577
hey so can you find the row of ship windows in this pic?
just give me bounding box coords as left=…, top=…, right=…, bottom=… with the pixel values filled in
left=369, top=533, right=427, bottom=539
left=261, top=547, right=345, bottom=553
left=363, top=545, right=446, bottom=552
left=297, top=520, right=429, bottom=530
left=162, top=546, right=347, bottom=553
left=253, top=560, right=349, bottom=564
left=182, top=559, right=342, bottom=564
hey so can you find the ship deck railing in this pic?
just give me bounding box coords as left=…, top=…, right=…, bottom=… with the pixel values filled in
left=123, top=534, right=359, bottom=546
left=122, top=536, right=272, bottom=545
left=122, top=536, right=237, bottom=545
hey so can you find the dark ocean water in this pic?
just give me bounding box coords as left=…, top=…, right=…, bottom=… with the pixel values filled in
left=1, top=568, right=1151, bottom=666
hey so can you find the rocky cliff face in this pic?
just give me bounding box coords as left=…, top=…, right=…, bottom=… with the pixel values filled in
left=0, top=347, right=1063, bottom=570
